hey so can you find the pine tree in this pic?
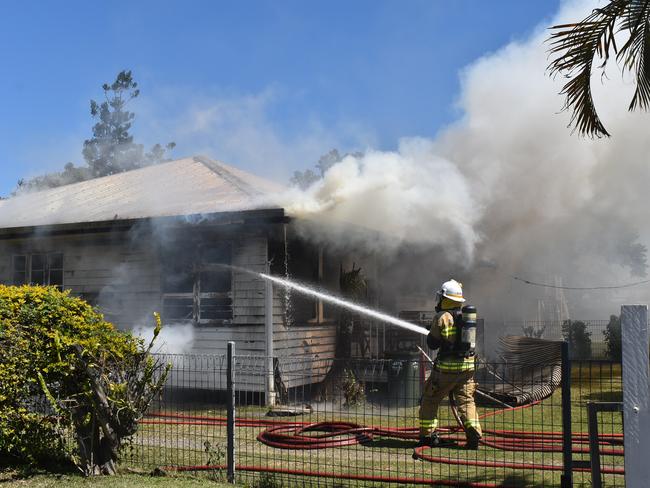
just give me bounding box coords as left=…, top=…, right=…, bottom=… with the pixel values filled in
left=82, top=70, right=175, bottom=177
left=16, top=70, right=174, bottom=192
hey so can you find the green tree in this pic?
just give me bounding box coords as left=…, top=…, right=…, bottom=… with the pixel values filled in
left=289, top=168, right=320, bottom=190
left=16, top=162, right=90, bottom=192
left=290, top=149, right=362, bottom=190
left=603, top=314, right=622, bottom=361
left=17, top=70, right=175, bottom=192
left=562, top=319, right=593, bottom=359
left=548, top=1, right=650, bottom=137
left=82, top=70, right=175, bottom=177
left=0, top=285, right=169, bottom=475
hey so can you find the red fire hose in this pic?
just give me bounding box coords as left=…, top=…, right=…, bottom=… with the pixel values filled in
left=143, top=400, right=625, bottom=485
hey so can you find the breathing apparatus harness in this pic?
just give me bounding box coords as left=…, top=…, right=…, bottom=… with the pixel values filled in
left=427, top=304, right=478, bottom=360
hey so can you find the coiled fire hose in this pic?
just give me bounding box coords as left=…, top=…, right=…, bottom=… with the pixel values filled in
left=254, top=401, right=624, bottom=473
left=144, top=402, right=624, bottom=478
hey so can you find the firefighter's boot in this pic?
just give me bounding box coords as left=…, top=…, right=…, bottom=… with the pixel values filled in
left=416, top=432, right=442, bottom=448
left=417, top=431, right=455, bottom=448
left=465, top=427, right=481, bottom=450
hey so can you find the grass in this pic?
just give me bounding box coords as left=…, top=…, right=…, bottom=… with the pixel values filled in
left=0, top=471, right=234, bottom=487
left=117, top=363, right=625, bottom=487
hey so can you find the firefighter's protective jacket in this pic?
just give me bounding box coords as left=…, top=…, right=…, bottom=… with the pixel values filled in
left=430, top=310, right=475, bottom=373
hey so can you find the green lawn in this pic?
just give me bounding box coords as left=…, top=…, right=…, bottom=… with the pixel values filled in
left=120, top=363, right=624, bottom=487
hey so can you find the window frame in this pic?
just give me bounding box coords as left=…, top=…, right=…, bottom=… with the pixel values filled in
left=161, top=241, right=234, bottom=327
left=287, top=245, right=336, bottom=327
left=11, top=252, right=64, bottom=289
left=313, top=246, right=336, bottom=324
left=12, top=255, right=27, bottom=285
left=47, top=252, right=64, bottom=289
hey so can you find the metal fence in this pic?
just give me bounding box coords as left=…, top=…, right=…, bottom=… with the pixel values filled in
left=571, top=361, right=624, bottom=488
left=126, top=346, right=624, bottom=487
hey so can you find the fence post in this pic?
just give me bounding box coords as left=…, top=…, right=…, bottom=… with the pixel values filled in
left=561, top=341, right=573, bottom=488
left=227, top=341, right=235, bottom=483
left=621, top=305, right=650, bottom=487
left=587, top=402, right=602, bottom=488
left=587, top=402, right=624, bottom=488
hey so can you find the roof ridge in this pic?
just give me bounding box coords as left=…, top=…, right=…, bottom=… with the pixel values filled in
left=193, top=156, right=261, bottom=197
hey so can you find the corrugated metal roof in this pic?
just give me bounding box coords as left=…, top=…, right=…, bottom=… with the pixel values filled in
left=0, top=156, right=284, bottom=229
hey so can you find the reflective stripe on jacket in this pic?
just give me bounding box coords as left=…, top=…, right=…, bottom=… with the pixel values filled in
left=436, top=355, right=476, bottom=372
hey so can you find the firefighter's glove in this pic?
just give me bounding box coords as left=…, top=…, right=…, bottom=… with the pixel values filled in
left=426, top=331, right=441, bottom=350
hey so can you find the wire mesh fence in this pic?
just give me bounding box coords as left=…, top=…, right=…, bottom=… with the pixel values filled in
left=129, top=354, right=230, bottom=473
left=125, top=347, right=624, bottom=487
left=570, top=361, right=624, bottom=487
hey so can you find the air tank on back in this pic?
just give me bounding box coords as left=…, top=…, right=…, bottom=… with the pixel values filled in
left=460, top=305, right=477, bottom=357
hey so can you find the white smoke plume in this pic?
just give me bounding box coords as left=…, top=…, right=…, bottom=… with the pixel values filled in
left=276, top=0, right=650, bottom=320
left=132, top=321, right=195, bottom=355
left=284, top=139, right=481, bottom=262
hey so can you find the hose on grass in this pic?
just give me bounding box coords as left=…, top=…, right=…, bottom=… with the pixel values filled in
left=143, top=400, right=625, bottom=484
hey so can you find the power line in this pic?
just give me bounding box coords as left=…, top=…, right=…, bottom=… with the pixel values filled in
left=511, top=275, right=650, bottom=291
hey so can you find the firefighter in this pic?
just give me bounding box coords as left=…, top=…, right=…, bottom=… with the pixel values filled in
left=418, top=279, right=482, bottom=450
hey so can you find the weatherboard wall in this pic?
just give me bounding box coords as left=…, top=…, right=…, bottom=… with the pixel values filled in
left=0, top=224, right=340, bottom=392
left=0, top=231, right=162, bottom=327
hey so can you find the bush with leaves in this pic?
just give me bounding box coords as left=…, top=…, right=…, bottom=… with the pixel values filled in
left=0, top=285, right=169, bottom=475
left=340, top=368, right=365, bottom=408
left=562, top=320, right=592, bottom=360
left=337, top=264, right=367, bottom=360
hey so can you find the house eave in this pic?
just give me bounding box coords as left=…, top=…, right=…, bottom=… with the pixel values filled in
left=0, top=208, right=289, bottom=240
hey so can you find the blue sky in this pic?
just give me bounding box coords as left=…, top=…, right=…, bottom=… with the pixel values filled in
left=0, top=1, right=561, bottom=196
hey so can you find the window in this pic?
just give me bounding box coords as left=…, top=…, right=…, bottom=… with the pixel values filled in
left=287, top=243, right=318, bottom=325
left=30, top=254, right=46, bottom=285
left=162, top=242, right=233, bottom=325
left=286, top=242, right=336, bottom=325
left=11, top=253, right=64, bottom=289
left=198, top=245, right=233, bottom=323
left=161, top=251, right=194, bottom=321
left=48, top=253, right=64, bottom=288
left=12, top=256, right=27, bottom=285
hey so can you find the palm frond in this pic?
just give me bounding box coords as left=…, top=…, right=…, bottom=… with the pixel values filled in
left=617, top=1, right=650, bottom=110
left=547, top=1, right=632, bottom=137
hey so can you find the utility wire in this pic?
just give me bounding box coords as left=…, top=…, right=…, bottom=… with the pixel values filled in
left=512, top=275, right=650, bottom=290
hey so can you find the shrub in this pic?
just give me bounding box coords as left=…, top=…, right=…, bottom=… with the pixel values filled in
left=522, top=323, right=546, bottom=339
left=0, top=285, right=169, bottom=474
left=340, top=368, right=365, bottom=407
left=603, top=315, right=622, bottom=362
left=254, top=473, right=283, bottom=488
left=562, top=320, right=592, bottom=359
